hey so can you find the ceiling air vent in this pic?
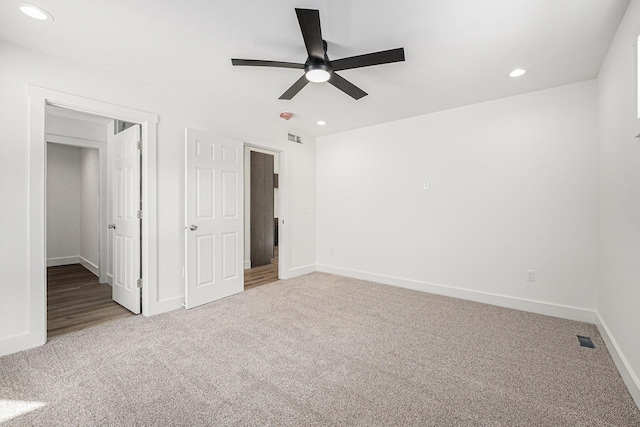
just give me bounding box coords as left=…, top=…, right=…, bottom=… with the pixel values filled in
left=288, top=132, right=303, bottom=144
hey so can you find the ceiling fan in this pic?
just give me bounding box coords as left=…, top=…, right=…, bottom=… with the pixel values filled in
left=231, top=8, right=405, bottom=100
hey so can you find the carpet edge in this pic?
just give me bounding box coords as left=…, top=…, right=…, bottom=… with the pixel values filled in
left=316, top=264, right=596, bottom=323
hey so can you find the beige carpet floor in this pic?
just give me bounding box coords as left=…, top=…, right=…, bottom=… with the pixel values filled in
left=1, top=272, right=639, bottom=426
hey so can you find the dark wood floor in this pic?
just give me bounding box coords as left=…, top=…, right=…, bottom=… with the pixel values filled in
left=47, top=264, right=133, bottom=338
left=244, top=247, right=279, bottom=290
left=48, top=250, right=279, bottom=338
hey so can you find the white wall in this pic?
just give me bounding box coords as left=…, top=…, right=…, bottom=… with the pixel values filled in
left=289, top=143, right=316, bottom=273
left=47, top=144, right=82, bottom=263
left=80, top=147, right=100, bottom=270
left=274, top=152, right=280, bottom=218
left=46, top=113, right=105, bottom=274
left=596, top=0, right=640, bottom=405
left=45, top=144, right=100, bottom=273
left=0, top=40, right=316, bottom=354
left=317, top=80, right=598, bottom=319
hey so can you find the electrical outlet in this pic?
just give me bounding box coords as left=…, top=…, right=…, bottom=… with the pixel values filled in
left=526, top=270, right=535, bottom=282
left=423, top=181, right=429, bottom=190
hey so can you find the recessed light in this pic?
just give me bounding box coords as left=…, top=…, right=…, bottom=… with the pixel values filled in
left=317, top=120, right=327, bottom=126
left=18, top=2, right=53, bottom=22
left=508, top=68, right=526, bottom=78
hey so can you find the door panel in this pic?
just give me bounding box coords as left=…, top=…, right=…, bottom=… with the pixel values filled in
left=222, top=171, right=237, bottom=218
left=185, top=128, right=244, bottom=309
left=196, top=234, right=215, bottom=287
left=110, top=124, right=141, bottom=314
left=196, top=167, right=215, bottom=218
left=222, top=232, right=239, bottom=280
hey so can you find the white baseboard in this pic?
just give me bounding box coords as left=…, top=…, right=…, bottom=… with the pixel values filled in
left=79, top=257, right=99, bottom=277
left=0, top=332, right=30, bottom=357
left=316, top=264, right=596, bottom=323
left=48, top=256, right=99, bottom=277
left=287, top=264, right=316, bottom=278
left=244, top=260, right=251, bottom=270
left=106, top=273, right=113, bottom=286
left=595, top=312, right=640, bottom=409
left=47, top=256, right=80, bottom=267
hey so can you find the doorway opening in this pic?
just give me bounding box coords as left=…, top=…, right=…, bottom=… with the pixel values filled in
left=244, top=146, right=280, bottom=289
left=45, top=106, right=138, bottom=336
left=28, top=86, right=158, bottom=350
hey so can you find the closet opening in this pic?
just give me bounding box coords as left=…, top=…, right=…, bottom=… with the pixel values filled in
left=46, top=106, right=139, bottom=337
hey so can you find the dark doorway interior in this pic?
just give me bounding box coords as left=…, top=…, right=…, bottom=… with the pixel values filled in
left=250, top=151, right=275, bottom=267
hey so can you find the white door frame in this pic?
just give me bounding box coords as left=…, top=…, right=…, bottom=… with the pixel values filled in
left=28, top=86, right=158, bottom=347
left=243, top=138, right=290, bottom=280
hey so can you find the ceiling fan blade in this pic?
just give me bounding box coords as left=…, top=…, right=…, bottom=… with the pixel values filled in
left=295, top=8, right=325, bottom=60
left=231, top=59, right=304, bottom=69
left=331, top=48, right=405, bottom=71
left=328, top=73, right=367, bottom=100
left=279, top=75, right=310, bottom=100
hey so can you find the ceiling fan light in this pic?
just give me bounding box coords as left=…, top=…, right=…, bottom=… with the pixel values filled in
left=305, top=63, right=331, bottom=83
left=306, top=69, right=330, bottom=83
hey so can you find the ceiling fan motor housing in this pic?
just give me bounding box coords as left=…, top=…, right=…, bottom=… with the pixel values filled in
left=304, top=40, right=332, bottom=82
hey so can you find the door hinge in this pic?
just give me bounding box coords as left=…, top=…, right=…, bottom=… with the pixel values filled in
left=136, top=278, right=142, bottom=288
left=137, top=210, right=143, bottom=219
left=137, top=140, right=142, bottom=150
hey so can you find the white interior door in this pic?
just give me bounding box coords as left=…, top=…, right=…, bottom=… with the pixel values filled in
left=110, top=124, right=141, bottom=314
left=185, top=128, right=244, bottom=309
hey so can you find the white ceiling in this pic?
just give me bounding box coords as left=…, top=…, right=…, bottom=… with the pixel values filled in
left=0, top=0, right=630, bottom=137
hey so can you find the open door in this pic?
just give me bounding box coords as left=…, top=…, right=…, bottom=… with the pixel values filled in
left=110, top=124, right=141, bottom=314
left=185, top=128, right=244, bottom=309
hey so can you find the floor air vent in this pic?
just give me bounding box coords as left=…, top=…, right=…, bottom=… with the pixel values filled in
left=577, top=335, right=595, bottom=348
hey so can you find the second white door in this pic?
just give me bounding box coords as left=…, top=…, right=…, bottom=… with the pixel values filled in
left=185, top=128, right=244, bottom=309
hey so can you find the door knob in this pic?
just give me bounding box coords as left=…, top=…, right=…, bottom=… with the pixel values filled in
left=190, top=225, right=198, bottom=231
left=108, top=224, right=116, bottom=229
